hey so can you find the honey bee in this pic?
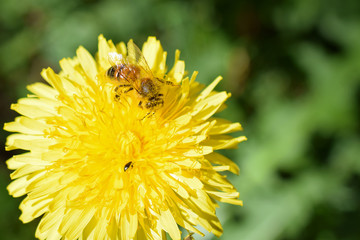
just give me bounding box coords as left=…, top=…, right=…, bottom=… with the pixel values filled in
left=106, top=40, right=174, bottom=112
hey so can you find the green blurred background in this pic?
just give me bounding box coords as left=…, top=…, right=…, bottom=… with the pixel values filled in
left=1, top=0, right=360, bottom=239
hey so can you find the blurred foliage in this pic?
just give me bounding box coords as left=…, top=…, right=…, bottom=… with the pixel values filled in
left=1, top=0, right=360, bottom=239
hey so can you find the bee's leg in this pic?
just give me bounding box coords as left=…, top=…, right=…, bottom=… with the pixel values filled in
left=114, top=84, right=132, bottom=101
left=155, top=78, right=176, bottom=86
left=114, top=86, right=121, bottom=101
left=165, top=80, right=176, bottom=86
left=114, top=94, right=121, bottom=101
left=155, top=94, right=164, bottom=107
left=141, top=111, right=155, bottom=120
left=114, top=84, right=131, bottom=95
left=115, top=84, right=131, bottom=91
left=147, top=98, right=164, bottom=109
left=124, top=87, right=133, bottom=93
left=156, top=78, right=164, bottom=83
left=140, top=100, right=163, bottom=120
left=138, top=100, right=143, bottom=109
left=148, top=93, right=163, bottom=100
left=156, top=98, right=164, bottom=107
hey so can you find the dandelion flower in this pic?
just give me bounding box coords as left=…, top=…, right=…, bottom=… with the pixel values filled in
left=4, top=35, right=246, bottom=240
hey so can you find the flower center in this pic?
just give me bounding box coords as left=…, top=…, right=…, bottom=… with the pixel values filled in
left=117, top=130, right=143, bottom=159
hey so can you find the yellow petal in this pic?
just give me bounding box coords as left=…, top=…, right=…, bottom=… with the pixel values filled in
left=142, top=36, right=165, bottom=73
left=182, top=146, right=213, bottom=157
left=205, top=152, right=240, bottom=174
left=10, top=103, right=54, bottom=119
left=218, top=197, right=243, bottom=206
left=159, top=208, right=181, bottom=240
left=195, top=76, right=222, bottom=102
left=4, top=116, right=48, bottom=134
left=36, top=207, right=64, bottom=239
left=6, top=134, right=55, bottom=151
left=6, top=152, right=46, bottom=170
left=10, top=164, right=45, bottom=179
left=59, top=58, right=87, bottom=86
left=203, top=135, right=247, bottom=150
left=97, top=34, right=117, bottom=70
left=209, top=118, right=243, bottom=135
left=191, top=92, right=229, bottom=121
left=27, top=82, right=58, bottom=100
left=19, top=195, right=51, bottom=223
left=120, top=211, right=138, bottom=240
left=76, top=46, right=98, bottom=82
left=180, top=174, right=204, bottom=190
left=60, top=208, right=96, bottom=240
left=7, top=175, right=32, bottom=197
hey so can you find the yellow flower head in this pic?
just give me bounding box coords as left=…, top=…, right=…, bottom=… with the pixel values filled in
left=4, top=35, right=246, bottom=240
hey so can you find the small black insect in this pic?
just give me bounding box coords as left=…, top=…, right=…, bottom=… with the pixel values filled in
left=124, top=161, right=133, bottom=172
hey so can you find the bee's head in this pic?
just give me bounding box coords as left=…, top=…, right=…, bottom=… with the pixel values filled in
left=106, top=66, right=116, bottom=78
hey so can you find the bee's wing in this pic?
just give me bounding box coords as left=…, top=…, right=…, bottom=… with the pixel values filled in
left=108, top=52, right=125, bottom=65
left=126, top=40, right=154, bottom=77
